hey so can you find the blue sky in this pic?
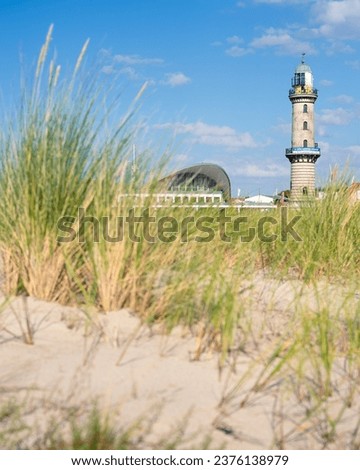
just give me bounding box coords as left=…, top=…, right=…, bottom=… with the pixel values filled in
left=0, top=0, right=359, bottom=195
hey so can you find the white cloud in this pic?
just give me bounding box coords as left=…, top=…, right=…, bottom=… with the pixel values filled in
left=231, top=2, right=360, bottom=62
left=227, top=35, right=243, bottom=44
left=101, top=65, right=115, bottom=75
left=330, top=94, right=354, bottom=104
left=234, top=163, right=289, bottom=178
left=317, top=0, right=360, bottom=25
left=226, top=46, right=252, bottom=57
left=317, top=125, right=328, bottom=137
left=317, top=107, right=353, bottom=126
left=317, top=140, right=331, bottom=155
left=101, top=52, right=164, bottom=78
left=155, top=121, right=259, bottom=149
left=98, top=48, right=112, bottom=59
left=324, top=40, right=355, bottom=55
left=346, top=145, right=360, bottom=155
left=101, top=64, right=139, bottom=79
left=273, top=122, right=291, bottom=134
left=113, top=54, right=164, bottom=65
left=313, top=0, right=360, bottom=40
left=174, top=153, right=189, bottom=163
left=345, top=60, right=360, bottom=70
left=118, top=66, right=139, bottom=80
left=162, top=72, right=191, bottom=87
left=250, top=28, right=315, bottom=55
left=319, top=79, right=333, bottom=87
left=253, top=0, right=309, bottom=3
left=316, top=106, right=356, bottom=137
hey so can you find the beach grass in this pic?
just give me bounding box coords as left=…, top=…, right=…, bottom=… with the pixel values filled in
left=1, top=27, right=358, bottom=338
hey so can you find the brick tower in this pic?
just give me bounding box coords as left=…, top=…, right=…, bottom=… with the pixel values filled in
left=285, top=55, right=321, bottom=197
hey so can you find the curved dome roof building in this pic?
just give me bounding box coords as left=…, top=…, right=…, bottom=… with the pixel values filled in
left=160, top=163, right=231, bottom=200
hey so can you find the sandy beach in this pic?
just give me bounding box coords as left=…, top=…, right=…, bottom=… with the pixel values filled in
left=1, top=275, right=359, bottom=449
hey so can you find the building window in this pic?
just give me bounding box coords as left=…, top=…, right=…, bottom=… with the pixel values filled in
left=303, top=104, right=308, bottom=113
left=303, top=121, right=308, bottom=130
left=303, top=139, right=308, bottom=148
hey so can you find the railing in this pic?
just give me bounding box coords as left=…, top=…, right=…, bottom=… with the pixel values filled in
left=170, top=187, right=223, bottom=194
left=289, top=88, right=318, bottom=96
left=286, top=146, right=321, bottom=154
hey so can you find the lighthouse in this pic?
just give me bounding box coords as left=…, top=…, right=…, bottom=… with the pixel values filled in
left=285, top=55, right=321, bottom=197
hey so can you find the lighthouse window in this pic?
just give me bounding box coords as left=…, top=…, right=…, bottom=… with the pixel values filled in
left=294, top=73, right=305, bottom=86
left=303, top=139, right=308, bottom=147
left=303, top=104, right=308, bottom=113
left=303, top=121, right=308, bottom=130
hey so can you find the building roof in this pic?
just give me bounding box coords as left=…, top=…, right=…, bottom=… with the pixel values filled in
left=161, top=163, right=231, bottom=198
left=244, top=194, right=274, bottom=204
left=295, top=62, right=312, bottom=74
left=294, top=53, right=313, bottom=75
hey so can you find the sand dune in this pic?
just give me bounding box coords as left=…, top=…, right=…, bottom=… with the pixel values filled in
left=1, top=276, right=359, bottom=449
